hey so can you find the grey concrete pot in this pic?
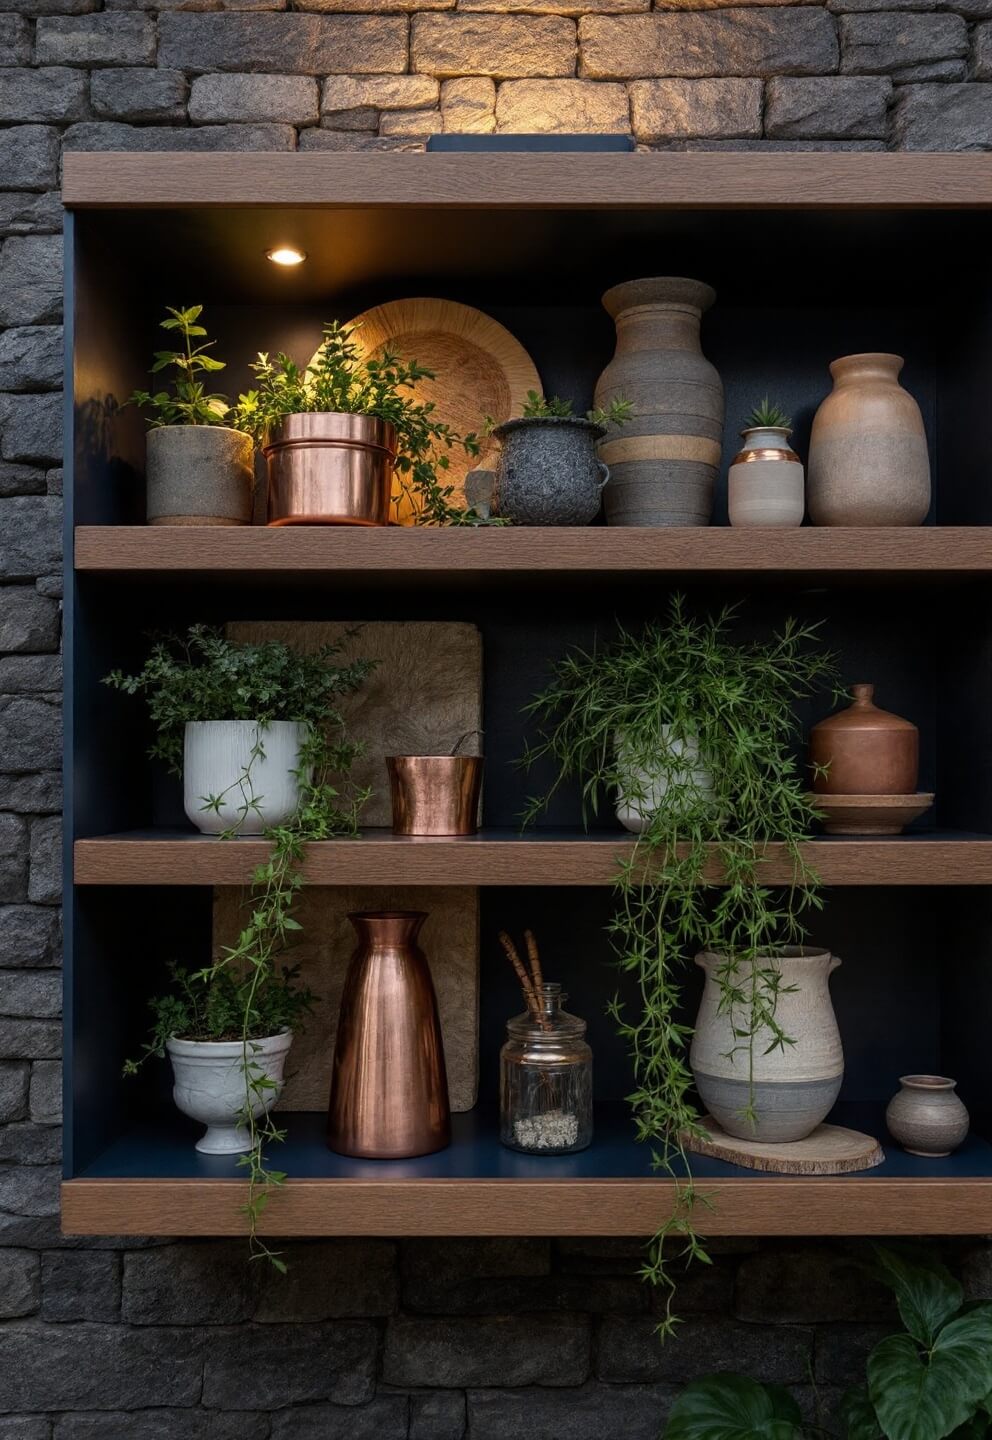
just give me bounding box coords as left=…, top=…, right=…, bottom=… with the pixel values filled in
left=146, top=424, right=254, bottom=526
left=493, top=416, right=608, bottom=526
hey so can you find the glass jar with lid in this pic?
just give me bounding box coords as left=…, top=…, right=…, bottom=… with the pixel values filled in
left=499, top=983, right=593, bottom=1154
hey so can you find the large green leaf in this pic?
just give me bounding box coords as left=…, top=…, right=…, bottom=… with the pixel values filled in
left=868, top=1307, right=992, bottom=1440
left=840, top=1387, right=883, bottom=1440
left=665, top=1375, right=805, bottom=1440
left=873, top=1247, right=963, bottom=1346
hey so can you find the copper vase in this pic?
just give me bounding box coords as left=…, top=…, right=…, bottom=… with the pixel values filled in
left=387, top=755, right=483, bottom=836
left=327, top=911, right=451, bottom=1159
left=810, top=683, right=919, bottom=795
left=265, top=413, right=397, bottom=526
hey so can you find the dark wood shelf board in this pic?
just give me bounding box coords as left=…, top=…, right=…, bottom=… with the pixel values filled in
left=73, top=829, right=992, bottom=887
left=74, top=526, right=992, bottom=585
left=62, top=1107, right=992, bottom=1237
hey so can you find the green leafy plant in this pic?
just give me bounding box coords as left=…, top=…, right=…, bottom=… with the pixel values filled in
left=232, top=319, right=489, bottom=527
left=130, top=305, right=232, bottom=428
left=521, top=595, right=836, bottom=1332
left=746, top=397, right=792, bottom=430
left=519, top=389, right=634, bottom=427
left=106, top=626, right=375, bottom=1267
left=666, top=1373, right=809, bottom=1440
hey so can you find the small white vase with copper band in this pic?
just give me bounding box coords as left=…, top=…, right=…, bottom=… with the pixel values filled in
left=728, top=425, right=805, bottom=528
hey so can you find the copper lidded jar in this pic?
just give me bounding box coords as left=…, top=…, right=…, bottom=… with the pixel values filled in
left=810, top=684, right=919, bottom=795
left=327, top=911, right=451, bottom=1159
left=500, top=984, right=593, bottom=1155
left=387, top=754, right=483, bottom=837
left=265, top=413, right=397, bottom=526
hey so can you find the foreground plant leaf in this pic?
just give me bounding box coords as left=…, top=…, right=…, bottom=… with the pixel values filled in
left=868, top=1306, right=992, bottom=1440
left=872, top=1245, right=963, bottom=1346
left=840, top=1386, right=883, bottom=1440
left=665, top=1374, right=805, bottom=1440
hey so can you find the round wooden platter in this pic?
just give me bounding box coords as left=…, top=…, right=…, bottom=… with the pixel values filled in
left=684, top=1115, right=886, bottom=1174
left=342, top=297, right=541, bottom=523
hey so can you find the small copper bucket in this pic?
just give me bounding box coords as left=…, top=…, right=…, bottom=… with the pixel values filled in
left=264, top=413, right=397, bottom=526
left=327, top=911, right=451, bottom=1159
left=387, top=754, right=483, bottom=836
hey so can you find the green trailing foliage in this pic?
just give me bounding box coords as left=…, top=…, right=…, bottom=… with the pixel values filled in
left=666, top=1373, right=807, bottom=1440
left=518, top=388, right=634, bottom=427
left=746, top=396, right=792, bottom=430
left=520, top=595, right=837, bottom=1333
left=130, top=305, right=233, bottom=428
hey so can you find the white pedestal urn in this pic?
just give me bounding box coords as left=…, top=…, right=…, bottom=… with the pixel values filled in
left=183, top=720, right=307, bottom=835
left=728, top=425, right=805, bottom=528
left=691, top=947, right=844, bottom=1142
left=167, top=1032, right=293, bottom=1154
left=614, top=727, right=713, bottom=834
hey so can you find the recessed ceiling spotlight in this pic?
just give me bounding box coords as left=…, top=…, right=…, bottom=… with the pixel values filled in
left=266, top=246, right=306, bottom=267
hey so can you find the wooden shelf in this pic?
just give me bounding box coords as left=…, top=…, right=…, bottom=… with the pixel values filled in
left=73, top=830, right=992, bottom=887
left=74, top=526, right=992, bottom=586
left=61, top=1107, right=992, bottom=1238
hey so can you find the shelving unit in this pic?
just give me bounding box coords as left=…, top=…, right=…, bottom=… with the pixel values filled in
left=62, top=152, right=992, bottom=1238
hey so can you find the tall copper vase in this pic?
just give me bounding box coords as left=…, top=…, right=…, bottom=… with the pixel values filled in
left=327, top=911, right=451, bottom=1159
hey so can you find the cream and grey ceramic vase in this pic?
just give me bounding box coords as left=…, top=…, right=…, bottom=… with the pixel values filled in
left=595, top=278, right=723, bottom=527
left=728, top=426, right=805, bottom=527
left=691, top=947, right=843, bottom=1142
left=885, top=1075, right=969, bottom=1157
left=807, top=354, right=930, bottom=526
left=146, top=425, right=254, bottom=526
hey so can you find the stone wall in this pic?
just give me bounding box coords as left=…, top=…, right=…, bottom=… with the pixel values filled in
left=2, top=1, right=992, bottom=1434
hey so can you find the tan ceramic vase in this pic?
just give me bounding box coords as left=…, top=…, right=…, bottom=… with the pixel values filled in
left=594, top=277, right=723, bottom=527
left=885, top=1075, right=969, bottom=1157
left=810, top=684, right=919, bottom=795
left=807, top=354, right=930, bottom=526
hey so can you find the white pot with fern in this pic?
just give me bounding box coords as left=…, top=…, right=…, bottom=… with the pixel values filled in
left=728, top=399, right=805, bottom=528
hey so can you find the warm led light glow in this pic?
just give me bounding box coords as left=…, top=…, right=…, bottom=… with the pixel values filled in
left=266, top=246, right=307, bottom=267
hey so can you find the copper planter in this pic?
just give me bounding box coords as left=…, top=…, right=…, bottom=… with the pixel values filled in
left=264, top=413, right=397, bottom=526
left=387, top=755, right=483, bottom=836
left=327, top=911, right=451, bottom=1160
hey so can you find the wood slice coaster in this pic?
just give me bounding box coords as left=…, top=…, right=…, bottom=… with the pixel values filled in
left=684, top=1116, right=885, bottom=1174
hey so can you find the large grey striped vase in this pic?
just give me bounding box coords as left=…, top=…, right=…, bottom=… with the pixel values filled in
left=690, top=948, right=844, bottom=1142
left=594, top=277, right=723, bottom=527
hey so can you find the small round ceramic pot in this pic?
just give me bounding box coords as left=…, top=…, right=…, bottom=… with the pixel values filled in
left=494, top=416, right=609, bottom=526
left=167, top=1031, right=293, bottom=1154
left=183, top=720, right=307, bottom=835
left=728, top=425, right=804, bottom=528
left=885, top=1075, right=969, bottom=1157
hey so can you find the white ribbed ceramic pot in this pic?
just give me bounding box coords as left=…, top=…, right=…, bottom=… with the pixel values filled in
left=728, top=426, right=805, bottom=528
left=691, top=947, right=843, bottom=1142
left=183, top=720, right=306, bottom=835
left=615, top=727, right=713, bottom=834
left=167, top=1031, right=293, bottom=1154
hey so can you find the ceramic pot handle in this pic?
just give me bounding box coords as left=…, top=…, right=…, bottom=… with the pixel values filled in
left=597, top=460, right=610, bottom=490
left=829, top=954, right=842, bottom=972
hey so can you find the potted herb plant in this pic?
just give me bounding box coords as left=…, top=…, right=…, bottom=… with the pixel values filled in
left=727, top=397, right=805, bottom=528
left=130, top=305, right=254, bottom=527
left=522, top=595, right=836, bottom=1330
left=232, top=320, right=484, bottom=527
left=492, top=390, right=633, bottom=526
left=104, top=625, right=374, bottom=835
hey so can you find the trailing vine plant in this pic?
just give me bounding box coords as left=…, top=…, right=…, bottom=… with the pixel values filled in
left=520, top=595, right=836, bottom=1333
left=106, top=626, right=375, bottom=1267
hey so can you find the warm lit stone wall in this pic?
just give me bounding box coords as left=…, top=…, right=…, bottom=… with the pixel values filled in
left=2, top=3, right=992, bottom=1435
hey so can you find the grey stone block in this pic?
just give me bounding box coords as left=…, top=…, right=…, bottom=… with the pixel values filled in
left=597, top=1316, right=813, bottom=1383
left=54, top=1417, right=269, bottom=1440
left=0, top=970, right=60, bottom=1018
left=29, top=1059, right=61, bottom=1121
left=0, top=775, right=63, bottom=817
left=0, top=237, right=63, bottom=326
left=0, top=464, right=47, bottom=497
left=35, top=575, right=62, bottom=599
left=0, top=499, right=62, bottom=577
left=41, top=1252, right=120, bottom=1322
left=631, top=76, right=762, bottom=141
left=158, top=14, right=408, bottom=73
left=0, top=327, right=63, bottom=393
left=0, top=1017, right=60, bottom=1059
left=0, top=16, right=31, bottom=65
left=411, top=13, right=576, bottom=77
left=0, top=1163, right=59, bottom=1215
left=0, top=814, right=28, bottom=902
left=0, top=129, right=60, bottom=193
left=28, top=817, right=61, bottom=905
left=814, top=1322, right=892, bottom=1382
left=579, top=10, right=839, bottom=78
left=384, top=1314, right=590, bottom=1388
left=202, top=1323, right=377, bottom=1408
left=840, top=11, right=966, bottom=71
left=735, top=1246, right=895, bottom=1323
left=0, top=656, right=62, bottom=693
left=63, top=122, right=298, bottom=151
left=254, top=1240, right=398, bottom=1320
left=765, top=75, right=890, bottom=137
left=189, top=72, right=319, bottom=124
left=90, top=69, right=188, bottom=122
left=269, top=1400, right=408, bottom=1439
left=0, top=1122, right=61, bottom=1163
left=46, top=468, right=61, bottom=496
left=35, top=14, right=156, bottom=65
left=410, top=1392, right=466, bottom=1440
left=467, top=1384, right=680, bottom=1440
left=0, top=1419, right=51, bottom=1440
left=972, top=21, right=992, bottom=75
left=0, top=591, right=60, bottom=654
left=0, top=69, right=88, bottom=124
left=0, top=1060, right=29, bottom=1121
left=0, top=395, right=63, bottom=464
left=0, top=193, right=63, bottom=237
left=401, top=1237, right=643, bottom=1314
left=0, top=907, right=60, bottom=968
left=0, top=1326, right=205, bottom=1411
left=892, top=80, right=992, bottom=146
left=298, top=130, right=427, bottom=151
left=0, top=1250, right=40, bottom=1318
left=123, top=1242, right=259, bottom=1325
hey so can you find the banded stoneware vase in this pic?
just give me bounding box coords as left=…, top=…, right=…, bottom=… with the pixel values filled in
left=885, top=1075, right=969, bottom=1157
left=728, top=425, right=805, bottom=527
left=691, top=947, right=843, bottom=1142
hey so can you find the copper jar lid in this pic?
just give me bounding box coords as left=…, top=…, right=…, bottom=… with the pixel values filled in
left=810, top=683, right=919, bottom=796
